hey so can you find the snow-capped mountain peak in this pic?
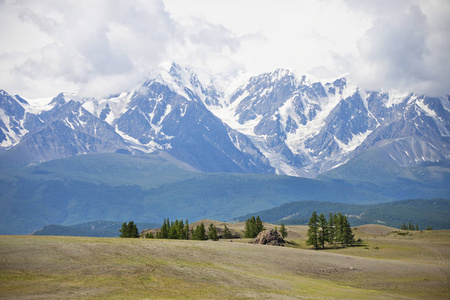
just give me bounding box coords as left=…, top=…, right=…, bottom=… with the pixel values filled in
left=0, top=64, right=448, bottom=177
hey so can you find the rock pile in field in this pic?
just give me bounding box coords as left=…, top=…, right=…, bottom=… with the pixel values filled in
left=255, top=229, right=284, bottom=246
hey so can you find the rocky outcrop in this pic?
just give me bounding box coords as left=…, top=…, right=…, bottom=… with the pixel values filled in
left=254, top=229, right=284, bottom=246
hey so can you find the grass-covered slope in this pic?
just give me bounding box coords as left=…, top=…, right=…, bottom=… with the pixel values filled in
left=236, top=199, right=450, bottom=229
left=0, top=152, right=394, bottom=235
left=1, top=229, right=449, bottom=299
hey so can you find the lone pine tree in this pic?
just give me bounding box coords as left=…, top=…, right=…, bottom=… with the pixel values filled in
left=222, top=224, right=233, bottom=239
left=280, top=223, right=288, bottom=239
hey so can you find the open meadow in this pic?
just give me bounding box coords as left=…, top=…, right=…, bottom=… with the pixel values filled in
left=0, top=224, right=449, bottom=299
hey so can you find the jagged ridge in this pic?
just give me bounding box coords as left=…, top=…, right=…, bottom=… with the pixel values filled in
left=0, top=63, right=449, bottom=177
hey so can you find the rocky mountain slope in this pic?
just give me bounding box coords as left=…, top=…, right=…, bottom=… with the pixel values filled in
left=1, top=63, right=449, bottom=177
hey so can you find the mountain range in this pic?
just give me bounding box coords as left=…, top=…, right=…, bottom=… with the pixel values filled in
left=0, top=62, right=449, bottom=234
left=1, top=62, right=448, bottom=177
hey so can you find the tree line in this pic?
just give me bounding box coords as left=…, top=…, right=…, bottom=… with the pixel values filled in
left=144, top=218, right=235, bottom=241
left=120, top=216, right=266, bottom=240
left=306, top=212, right=355, bottom=249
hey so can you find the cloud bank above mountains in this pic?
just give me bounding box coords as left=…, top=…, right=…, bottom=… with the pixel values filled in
left=0, top=0, right=449, bottom=98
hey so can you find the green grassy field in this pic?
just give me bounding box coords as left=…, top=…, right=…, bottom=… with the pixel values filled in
left=1, top=224, right=449, bottom=299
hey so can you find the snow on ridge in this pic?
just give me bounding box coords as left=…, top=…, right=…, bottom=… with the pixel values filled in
left=20, top=96, right=55, bottom=114
left=333, top=130, right=373, bottom=153
left=384, top=90, right=411, bottom=108
left=416, top=98, right=437, bottom=118
left=213, top=71, right=252, bottom=102
left=416, top=98, right=450, bottom=137
left=81, top=91, right=131, bottom=125
left=150, top=62, right=217, bottom=106
left=114, top=125, right=166, bottom=153
left=0, top=109, right=28, bottom=148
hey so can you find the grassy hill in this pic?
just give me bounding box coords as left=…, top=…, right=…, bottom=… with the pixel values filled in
left=236, top=199, right=450, bottom=230
left=1, top=225, right=449, bottom=299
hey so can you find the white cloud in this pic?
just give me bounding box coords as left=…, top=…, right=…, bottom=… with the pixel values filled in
left=348, top=0, right=450, bottom=96
left=0, top=0, right=183, bottom=97
left=0, top=0, right=448, bottom=97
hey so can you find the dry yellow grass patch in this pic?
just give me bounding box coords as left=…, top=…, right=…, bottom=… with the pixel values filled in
left=0, top=225, right=449, bottom=299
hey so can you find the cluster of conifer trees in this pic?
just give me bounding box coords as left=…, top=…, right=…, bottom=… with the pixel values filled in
left=147, top=218, right=234, bottom=241
left=244, top=216, right=265, bottom=238
left=306, top=212, right=355, bottom=249
left=154, top=218, right=190, bottom=239
left=119, top=221, right=139, bottom=238
left=400, top=222, right=419, bottom=231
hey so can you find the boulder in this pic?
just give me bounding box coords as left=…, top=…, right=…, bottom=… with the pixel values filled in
left=254, top=229, right=284, bottom=246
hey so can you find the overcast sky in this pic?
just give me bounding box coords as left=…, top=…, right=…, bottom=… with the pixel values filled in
left=0, top=0, right=449, bottom=98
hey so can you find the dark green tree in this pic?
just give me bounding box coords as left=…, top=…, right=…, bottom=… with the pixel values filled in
left=244, top=216, right=265, bottom=238
left=184, top=219, right=190, bottom=239
left=145, top=231, right=154, bottom=238
left=306, top=211, right=319, bottom=249
left=222, top=224, right=233, bottom=239
left=279, top=223, right=288, bottom=239
left=318, top=213, right=328, bottom=249
left=256, top=216, right=265, bottom=233
left=177, top=219, right=185, bottom=239
left=328, top=213, right=337, bottom=248
left=158, top=218, right=169, bottom=239
left=192, top=223, right=207, bottom=240
left=336, top=213, right=346, bottom=246
left=119, top=222, right=129, bottom=238
left=168, top=219, right=179, bottom=239
left=244, top=216, right=255, bottom=238
left=342, top=215, right=355, bottom=246
left=120, top=221, right=139, bottom=238
left=208, top=223, right=219, bottom=241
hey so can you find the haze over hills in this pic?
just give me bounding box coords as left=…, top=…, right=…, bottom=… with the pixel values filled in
left=0, top=63, right=449, bottom=234
left=0, top=152, right=396, bottom=235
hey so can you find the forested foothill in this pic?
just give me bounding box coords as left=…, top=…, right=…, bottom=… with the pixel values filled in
left=237, top=199, right=450, bottom=230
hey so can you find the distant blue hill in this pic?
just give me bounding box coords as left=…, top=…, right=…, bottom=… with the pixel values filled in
left=0, top=152, right=393, bottom=235
left=0, top=152, right=448, bottom=235
left=32, top=221, right=159, bottom=237
left=236, top=199, right=450, bottom=230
